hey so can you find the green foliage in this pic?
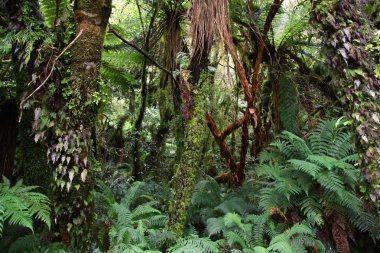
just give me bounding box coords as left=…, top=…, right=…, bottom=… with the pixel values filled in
left=0, top=177, right=51, bottom=237
left=257, top=119, right=377, bottom=234
left=8, top=234, right=41, bottom=253
left=3, top=26, right=53, bottom=69
left=278, top=74, right=300, bottom=134
left=272, top=1, right=310, bottom=48
left=39, top=0, right=70, bottom=28
left=6, top=234, right=66, bottom=253
left=168, top=237, right=219, bottom=253
left=95, top=181, right=175, bottom=252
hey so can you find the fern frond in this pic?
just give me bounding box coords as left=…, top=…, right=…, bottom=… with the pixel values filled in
left=224, top=213, right=245, bottom=230
left=169, top=237, right=219, bottom=253
left=268, top=234, right=292, bottom=253
left=245, top=213, right=269, bottom=246
left=39, top=0, right=69, bottom=28
left=132, top=205, right=162, bottom=221
left=122, top=181, right=145, bottom=209
left=147, top=229, right=176, bottom=249
left=0, top=178, right=51, bottom=235
left=206, top=217, right=225, bottom=237
left=8, top=234, right=41, bottom=253
left=215, top=197, right=247, bottom=215
left=288, top=159, right=321, bottom=177
left=278, top=75, right=300, bottom=134
left=286, top=223, right=313, bottom=238
left=299, top=195, right=324, bottom=226
left=226, top=230, right=248, bottom=249
left=257, top=163, right=282, bottom=179
left=253, top=246, right=269, bottom=253
left=316, top=171, right=344, bottom=193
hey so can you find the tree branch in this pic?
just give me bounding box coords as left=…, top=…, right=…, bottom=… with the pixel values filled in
left=251, top=0, right=284, bottom=96
left=108, top=25, right=178, bottom=85
left=205, top=112, right=240, bottom=185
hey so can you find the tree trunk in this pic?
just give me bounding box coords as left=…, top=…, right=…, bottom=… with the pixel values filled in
left=55, top=0, right=112, bottom=247
left=167, top=0, right=212, bottom=235
left=132, top=3, right=158, bottom=180
left=0, top=101, right=18, bottom=179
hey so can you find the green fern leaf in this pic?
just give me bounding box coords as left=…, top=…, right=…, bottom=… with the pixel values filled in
left=288, top=159, right=321, bottom=177
left=8, top=234, right=41, bottom=253
left=39, top=0, right=69, bottom=28
left=278, top=75, right=300, bottom=134
left=253, top=246, right=269, bottom=253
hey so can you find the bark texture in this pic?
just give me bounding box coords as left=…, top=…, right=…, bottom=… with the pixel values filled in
left=0, top=102, right=18, bottom=179
left=54, top=0, right=112, bottom=247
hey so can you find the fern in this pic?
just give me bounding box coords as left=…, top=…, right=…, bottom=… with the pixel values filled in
left=95, top=181, right=171, bottom=252
left=168, top=237, right=219, bottom=253
left=278, top=75, right=300, bottom=134
left=8, top=234, right=41, bottom=253
left=0, top=177, right=51, bottom=237
left=256, top=118, right=378, bottom=245
left=39, top=0, right=69, bottom=28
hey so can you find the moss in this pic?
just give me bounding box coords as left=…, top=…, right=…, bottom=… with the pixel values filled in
left=17, top=111, right=51, bottom=191
left=167, top=82, right=208, bottom=236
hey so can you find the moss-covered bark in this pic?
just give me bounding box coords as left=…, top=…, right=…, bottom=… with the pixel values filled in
left=312, top=0, right=380, bottom=203
left=167, top=87, right=207, bottom=236
left=52, top=0, right=112, bottom=247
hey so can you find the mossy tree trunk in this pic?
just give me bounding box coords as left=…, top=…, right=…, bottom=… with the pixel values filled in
left=167, top=31, right=211, bottom=237
left=312, top=0, right=380, bottom=203
left=167, top=84, right=208, bottom=236
left=54, top=0, right=112, bottom=247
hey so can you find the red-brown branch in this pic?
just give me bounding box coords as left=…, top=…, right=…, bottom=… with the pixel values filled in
left=206, top=0, right=283, bottom=185
left=205, top=112, right=239, bottom=179
left=251, top=0, right=284, bottom=96
left=237, top=120, right=249, bottom=184
left=220, top=112, right=252, bottom=140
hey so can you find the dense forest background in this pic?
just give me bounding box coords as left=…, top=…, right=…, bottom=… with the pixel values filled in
left=0, top=0, right=380, bottom=252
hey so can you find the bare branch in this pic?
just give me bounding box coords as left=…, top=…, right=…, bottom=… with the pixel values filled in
left=108, top=25, right=178, bottom=84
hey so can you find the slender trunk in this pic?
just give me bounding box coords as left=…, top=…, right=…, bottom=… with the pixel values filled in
left=132, top=3, right=158, bottom=180
left=149, top=7, right=182, bottom=178
left=167, top=0, right=212, bottom=234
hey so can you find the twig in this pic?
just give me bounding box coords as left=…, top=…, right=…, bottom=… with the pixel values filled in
left=20, top=30, right=83, bottom=106
left=19, top=29, right=84, bottom=121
